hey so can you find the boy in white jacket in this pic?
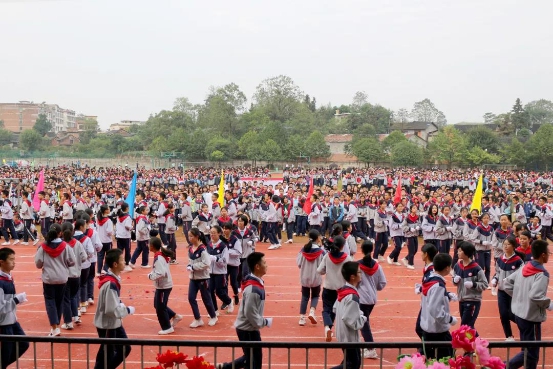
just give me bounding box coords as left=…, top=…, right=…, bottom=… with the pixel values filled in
left=331, top=261, right=366, bottom=369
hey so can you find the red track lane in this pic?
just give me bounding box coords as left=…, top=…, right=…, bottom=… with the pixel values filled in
left=8, top=234, right=553, bottom=368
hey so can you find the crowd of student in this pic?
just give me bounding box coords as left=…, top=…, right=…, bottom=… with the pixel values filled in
left=1, top=165, right=553, bottom=369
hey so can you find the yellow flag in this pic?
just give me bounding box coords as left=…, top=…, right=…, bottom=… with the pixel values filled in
left=337, top=176, right=343, bottom=192
left=218, top=170, right=225, bottom=205
left=470, top=174, right=483, bottom=214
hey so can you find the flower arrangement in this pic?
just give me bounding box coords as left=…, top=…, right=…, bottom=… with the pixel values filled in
left=396, top=325, right=505, bottom=369
left=144, top=350, right=215, bottom=369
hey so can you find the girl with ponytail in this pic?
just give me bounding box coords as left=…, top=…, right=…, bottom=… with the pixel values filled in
left=296, top=229, right=325, bottom=326
left=115, top=202, right=133, bottom=272
left=357, top=240, right=387, bottom=359
left=34, top=223, right=76, bottom=336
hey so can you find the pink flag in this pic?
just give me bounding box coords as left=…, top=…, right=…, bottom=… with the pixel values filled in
left=32, top=169, right=45, bottom=211
left=303, top=177, right=314, bottom=215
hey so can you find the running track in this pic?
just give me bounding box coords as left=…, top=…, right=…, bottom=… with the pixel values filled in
left=8, top=233, right=553, bottom=368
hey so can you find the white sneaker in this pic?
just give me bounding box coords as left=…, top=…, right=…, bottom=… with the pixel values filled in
left=33, top=239, right=40, bottom=246
left=48, top=328, right=61, bottom=337
left=386, top=256, right=393, bottom=264
left=12, top=240, right=19, bottom=245
left=87, top=298, right=94, bottom=305
left=123, top=265, right=133, bottom=272
left=505, top=336, right=515, bottom=342
left=364, top=348, right=379, bottom=359
left=215, top=310, right=220, bottom=317
left=401, top=242, right=406, bottom=249
left=129, top=263, right=136, bottom=269
left=73, top=316, right=82, bottom=325
left=287, top=239, right=293, bottom=244
left=61, top=323, right=74, bottom=330
left=378, top=255, right=385, bottom=262
left=293, top=233, right=297, bottom=236
left=172, top=314, right=183, bottom=328
left=393, top=262, right=401, bottom=266
left=158, top=327, right=175, bottom=335
left=80, top=306, right=87, bottom=314
left=407, top=265, right=415, bottom=270
left=268, top=244, right=281, bottom=250
left=325, top=326, right=333, bottom=342
left=299, top=316, right=307, bottom=326
left=20, top=242, right=29, bottom=245
left=189, top=319, right=204, bottom=328
left=227, top=300, right=234, bottom=314
left=308, top=309, right=317, bottom=324
left=1, top=242, right=10, bottom=246
left=95, top=272, right=100, bottom=277
left=208, top=317, right=218, bottom=326
left=140, top=264, right=150, bottom=269
left=402, top=258, right=409, bottom=267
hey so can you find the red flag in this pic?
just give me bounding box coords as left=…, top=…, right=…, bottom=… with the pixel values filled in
left=393, top=174, right=402, bottom=205
left=303, top=177, right=314, bottom=215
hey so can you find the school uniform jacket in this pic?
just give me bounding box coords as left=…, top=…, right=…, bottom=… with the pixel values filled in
left=421, top=215, right=438, bottom=240
left=94, top=272, right=131, bottom=329
left=296, top=244, right=325, bottom=288
left=317, top=251, right=350, bottom=290
left=234, top=274, right=269, bottom=331
left=148, top=253, right=173, bottom=289
left=232, top=226, right=257, bottom=259
left=35, top=239, right=76, bottom=284
left=187, top=244, right=211, bottom=280
left=491, top=227, right=513, bottom=259
left=389, top=212, right=405, bottom=238
left=403, top=214, right=421, bottom=238
left=471, top=223, right=494, bottom=252
left=357, top=258, right=387, bottom=305
left=435, top=215, right=453, bottom=241
left=332, top=283, right=367, bottom=343
left=504, top=261, right=550, bottom=322
left=493, top=253, right=523, bottom=291
left=420, top=272, right=454, bottom=334
left=0, top=271, right=20, bottom=326
left=452, top=260, right=488, bottom=301
left=208, top=239, right=229, bottom=275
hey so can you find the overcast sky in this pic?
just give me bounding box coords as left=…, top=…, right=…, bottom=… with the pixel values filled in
left=1, top=0, right=552, bottom=129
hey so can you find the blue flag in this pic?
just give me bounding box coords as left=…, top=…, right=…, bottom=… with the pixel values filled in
left=126, top=171, right=138, bottom=218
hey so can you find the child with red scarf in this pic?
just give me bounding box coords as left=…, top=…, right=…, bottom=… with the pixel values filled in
left=34, top=223, right=76, bottom=337
left=330, top=261, right=366, bottom=369
left=357, top=240, right=387, bottom=360
left=93, top=248, right=134, bottom=369
left=115, top=203, right=133, bottom=272
left=316, top=236, right=350, bottom=342
left=217, top=207, right=232, bottom=228
left=164, top=203, right=178, bottom=264
left=296, top=229, right=325, bottom=326
left=148, top=237, right=182, bottom=335
left=129, top=206, right=151, bottom=268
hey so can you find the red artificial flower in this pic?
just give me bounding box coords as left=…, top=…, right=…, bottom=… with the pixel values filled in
left=448, top=355, right=476, bottom=369
left=156, top=350, right=189, bottom=368
left=185, top=356, right=215, bottom=369
left=451, top=325, right=477, bottom=353
left=485, top=356, right=506, bottom=369
left=144, top=366, right=164, bottom=369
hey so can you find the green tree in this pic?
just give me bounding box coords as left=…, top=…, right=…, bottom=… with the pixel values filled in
left=20, top=129, right=44, bottom=151
left=304, top=131, right=331, bottom=159
left=351, top=91, right=369, bottom=112
left=511, top=98, right=530, bottom=130
left=410, top=98, right=447, bottom=127
left=494, top=113, right=514, bottom=135
left=253, top=75, right=303, bottom=122
left=391, top=141, right=423, bottom=167
left=352, top=138, right=383, bottom=165
left=382, top=130, right=407, bottom=153
left=184, top=130, right=209, bottom=159
left=466, top=126, right=500, bottom=153
left=197, top=95, right=238, bottom=136
left=238, top=131, right=261, bottom=158
left=0, top=129, right=13, bottom=146
left=209, top=83, right=248, bottom=114
left=394, top=108, right=409, bottom=123
left=528, top=124, right=553, bottom=170
left=483, top=112, right=496, bottom=124
left=210, top=150, right=225, bottom=162
left=283, top=134, right=306, bottom=160
left=204, top=136, right=234, bottom=160
left=500, top=138, right=528, bottom=167
left=427, top=126, right=467, bottom=168
left=525, top=99, right=553, bottom=126
left=79, top=118, right=99, bottom=145
left=33, top=114, right=53, bottom=136
left=465, top=146, right=501, bottom=166
left=262, top=139, right=282, bottom=162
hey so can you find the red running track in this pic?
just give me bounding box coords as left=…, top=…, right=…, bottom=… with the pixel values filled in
left=8, top=234, right=553, bottom=368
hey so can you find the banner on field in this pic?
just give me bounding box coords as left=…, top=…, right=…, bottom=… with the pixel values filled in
left=238, top=177, right=284, bottom=189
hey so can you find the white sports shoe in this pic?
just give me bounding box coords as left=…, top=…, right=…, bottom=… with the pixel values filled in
left=158, top=327, right=175, bottom=335
left=299, top=316, right=307, bottom=326
left=308, top=309, right=317, bottom=324
left=208, top=317, right=218, bottom=326
left=189, top=319, right=204, bottom=328
left=364, top=348, right=379, bottom=359
left=123, top=265, right=133, bottom=272
left=48, top=328, right=61, bottom=337
left=1, top=242, right=10, bottom=246
left=12, top=240, right=19, bottom=245
left=386, top=256, right=393, bottom=264
left=505, top=336, right=515, bottom=342
left=402, top=258, right=409, bottom=267
left=227, top=300, right=234, bottom=314
left=33, top=239, right=40, bottom=246
left=325, top=326, right=333, bottom=342
left=268, top=244, right=281, bottom=250
left=172, top=314, right=183, bottom=328
left=61, top=323, right=74, bottom=330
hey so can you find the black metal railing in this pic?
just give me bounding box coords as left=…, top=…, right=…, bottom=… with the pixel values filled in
left=1, top=335, right=552, bottom=369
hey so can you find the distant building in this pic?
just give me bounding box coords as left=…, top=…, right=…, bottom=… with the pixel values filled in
left=453, top=122, right=498, bottom=133
left=0, top=101, right=41, bottom=133
left=76, top=115, right=99, bottom=131
left=389, top=121, right=438, bottom=146
left=108, top=120, right=145, bottom=131
left=334, top=109, right=352, bottom=121
left=51, top=130, right=81, bottom=147
left=0, top=101, right=90, bottom=134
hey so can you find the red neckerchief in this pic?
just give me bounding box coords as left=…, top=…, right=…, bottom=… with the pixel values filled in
left=98, top=217, right=110, bottom=226
left=408, top=213, right=419, bottom=222
left=329, top=251, right=347, bottom=264
left=337, top=286, right=359, bottom=302
left=218, top=215, right=231, bottom=223
left=154, top=251, right=170, bottom=263
left=241, top=278, right=264, bottom=291
left=68, top=239, right=77, bottom=248
left=301, top=248, right=324, bottom=262
left=24, top=199, right=31, bottom=207
left=457, top=260, right=479, bottom=270
left=136, top=215, right=149, bottom=224
left=516, top=245, right=532, bottom=256
left=118, top=214, right=130, bottom=223
left=98, top=274, right=121, bottom=290
left=522, top=261, right=549, bottom=277
left=421, top=276, right=445, bottom=296
left=358, top=258, right=378, bottom=276
left=41, top=241, right=67, bottom=258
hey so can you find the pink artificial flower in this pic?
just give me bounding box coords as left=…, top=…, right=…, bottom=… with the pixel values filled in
left=485, top=356, right=506, bottom=369
left=395, top=354, right=427, bottom=369
left=427, top=362, right=450, bottom=369
left=451, top=325, right=477, bottom=353
left=448, top=355, right=476, bottom=369
left=473, top=337, right=490, bottom=365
